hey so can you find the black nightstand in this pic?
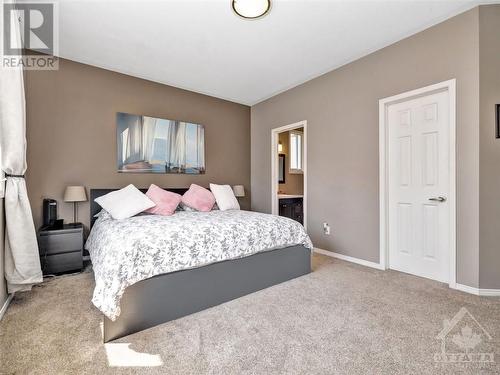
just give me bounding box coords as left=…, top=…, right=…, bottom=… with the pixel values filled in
left=38, top=223, right=84, bottom=275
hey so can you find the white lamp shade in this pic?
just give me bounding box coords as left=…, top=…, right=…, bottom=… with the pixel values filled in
left=64, top=186, right=87, bottom=202
left=232, top=185, right=245, bottom=197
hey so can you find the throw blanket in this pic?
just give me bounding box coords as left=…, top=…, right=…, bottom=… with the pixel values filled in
left=85, top=210, right=313, bottom=320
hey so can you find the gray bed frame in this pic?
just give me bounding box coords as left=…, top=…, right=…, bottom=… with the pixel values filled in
left=90, top=188, right=311, bottom=343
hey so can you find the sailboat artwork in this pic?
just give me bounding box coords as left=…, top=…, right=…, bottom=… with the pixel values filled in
left=116, top=112, right=205, bottom=174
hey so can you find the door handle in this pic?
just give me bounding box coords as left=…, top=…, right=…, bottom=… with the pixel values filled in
left=429, top=196, right=447, bottom=202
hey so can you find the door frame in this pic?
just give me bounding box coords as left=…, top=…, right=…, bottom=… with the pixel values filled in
left=271, top=120, right=308, bottom=230
left=379, top=79, right=456, bottom=287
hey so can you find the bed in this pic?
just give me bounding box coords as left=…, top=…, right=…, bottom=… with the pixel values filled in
left=87, top=188, right=312, bottom=342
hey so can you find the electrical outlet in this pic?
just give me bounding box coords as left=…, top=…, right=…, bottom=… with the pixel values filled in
left=323, top=222, right=330, bottom=235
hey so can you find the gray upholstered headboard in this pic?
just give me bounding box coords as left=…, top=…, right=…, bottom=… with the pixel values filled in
left=90, top=188, right=189, bottom=228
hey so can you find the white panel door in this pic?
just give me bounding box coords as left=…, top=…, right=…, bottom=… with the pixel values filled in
left=387, top=90, right=450, bottom=283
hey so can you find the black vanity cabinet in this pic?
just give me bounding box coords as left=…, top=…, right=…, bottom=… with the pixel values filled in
left=278, top=197, right=303, bottom=225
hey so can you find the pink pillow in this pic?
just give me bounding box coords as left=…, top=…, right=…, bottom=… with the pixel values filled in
left=144, top=184, right=181, bottom=216
left=181, top=184, right=215, bottom=212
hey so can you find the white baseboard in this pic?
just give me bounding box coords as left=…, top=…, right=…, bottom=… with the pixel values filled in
left=314, top=249, right=500, bottom=296
left=0, top=294, right=14, bottom=321
left=313, top=248, right=385, bottom=270
left=454, top=284, right=500, bottom=297
left=479, top=289, right=500, bottom=297
left=453, top=283, right=478, bottom=295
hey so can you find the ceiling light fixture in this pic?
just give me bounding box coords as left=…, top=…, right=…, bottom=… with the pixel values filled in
left=232, top=0, right=271, bottom=19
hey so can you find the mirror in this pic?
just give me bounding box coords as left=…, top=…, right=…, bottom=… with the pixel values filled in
left=278, top=154, right=285, bottom=183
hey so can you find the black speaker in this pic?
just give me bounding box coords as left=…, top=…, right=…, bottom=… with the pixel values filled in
left=42, top=199, right=57, bottom=228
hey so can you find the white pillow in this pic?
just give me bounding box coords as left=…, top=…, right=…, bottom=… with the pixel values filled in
left=94, top=184, right=155, bottom=220
left=209, top=183, right=240, bottom=211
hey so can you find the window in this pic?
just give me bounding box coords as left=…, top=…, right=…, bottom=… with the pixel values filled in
left=289, top=130, right=303, bottom=173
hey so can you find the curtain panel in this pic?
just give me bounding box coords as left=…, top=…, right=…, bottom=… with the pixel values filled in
left=0, top=16, right=42, bottom=293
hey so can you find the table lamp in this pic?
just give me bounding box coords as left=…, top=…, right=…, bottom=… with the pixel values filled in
left=64, top=186, right=87, bottom=225
left=232, top=185, right=245, bottom=198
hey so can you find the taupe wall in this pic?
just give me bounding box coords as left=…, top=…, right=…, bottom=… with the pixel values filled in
left=278, top=131, right=304, bottom=195
left=251, top=8, right=480, bottom=287
left=0, top=200, right=7, bottom=309
left=25, top=58, right=250, bottom=230
left=479, top=5, right=500, bottom=289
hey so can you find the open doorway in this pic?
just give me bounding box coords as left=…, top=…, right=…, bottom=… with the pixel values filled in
left=271, top=121, right=307, bottom=230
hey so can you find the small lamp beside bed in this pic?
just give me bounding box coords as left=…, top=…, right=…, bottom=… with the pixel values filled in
left=232, top=185, right=245, bottom=199
left=64, top=185, right=87, bottom=226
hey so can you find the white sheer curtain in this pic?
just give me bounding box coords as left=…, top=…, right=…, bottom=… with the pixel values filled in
left=124, top=116, right=142, bottom=164
left=164, top=121, right=175, bottom=169
left=119, top=115, right=156, bottom=165
left=197, top=125, right=205, bottom=171
left=162, top=120, right=185, bottom=170
left=0, top=148, right=4, bottom=199
left=171, top=122, right=187, bottom=169
left=0, top=15, right=42, bottom=292
left=141, top=117, right=157, bottom=162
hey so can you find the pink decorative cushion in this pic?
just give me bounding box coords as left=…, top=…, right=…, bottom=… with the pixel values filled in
left=144, top=184, right=181, bottom=216
left=181, top=184, right=215, bottom=212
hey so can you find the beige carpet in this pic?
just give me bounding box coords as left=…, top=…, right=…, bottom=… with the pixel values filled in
left=1, top=254, right=499, bottom=374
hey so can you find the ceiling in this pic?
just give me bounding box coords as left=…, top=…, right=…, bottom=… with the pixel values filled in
left=56, top=0, right=487, bottom=106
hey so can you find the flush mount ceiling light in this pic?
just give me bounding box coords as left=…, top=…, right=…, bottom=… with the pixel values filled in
left=232, top=0, right=271, bottom=19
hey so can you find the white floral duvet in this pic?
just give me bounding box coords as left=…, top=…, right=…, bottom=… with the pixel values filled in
left=85, top=209, right=313, bottom=320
